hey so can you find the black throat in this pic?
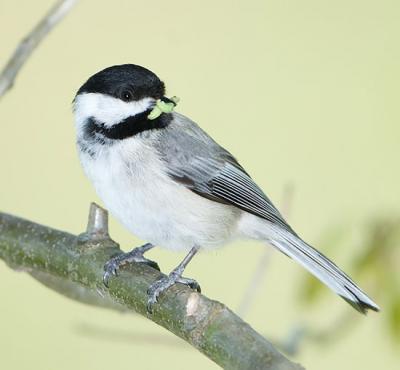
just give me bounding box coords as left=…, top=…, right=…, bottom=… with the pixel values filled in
left=84, top=109, right=172, bottom=141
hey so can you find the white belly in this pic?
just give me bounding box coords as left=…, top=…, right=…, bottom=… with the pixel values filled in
left=79, top=138, right=240, bottom=251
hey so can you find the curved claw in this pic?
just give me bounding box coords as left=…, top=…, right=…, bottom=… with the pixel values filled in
left=103, top=271, right=111, bottom=288
left=103, top=260, right=119, bottom=287
left=102, top=244, right=160, bottom=288
left=146, top=274, right=201, bottom=314
left=146, top=277, right=170, bottom=313
left=103, top=261, right=118, bottom=286
left=185, top=279, right=201, bottom=293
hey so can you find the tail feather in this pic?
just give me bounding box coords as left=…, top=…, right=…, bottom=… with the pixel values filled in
left=268, top=227, right=380, bottom=313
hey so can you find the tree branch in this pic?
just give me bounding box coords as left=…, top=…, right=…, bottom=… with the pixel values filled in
left=0, top=0, right=78, bottom=99
left=0, top=203, right=303, bottom=370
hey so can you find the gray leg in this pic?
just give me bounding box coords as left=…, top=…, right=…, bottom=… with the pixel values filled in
left=147, top=246, right=201, bottom=313
left=103, top=243, right=159, bottom=287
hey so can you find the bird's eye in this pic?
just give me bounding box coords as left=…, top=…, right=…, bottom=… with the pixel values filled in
left=120, top=90, right=133, bottom=102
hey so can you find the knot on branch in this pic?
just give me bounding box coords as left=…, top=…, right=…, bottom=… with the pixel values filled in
left=77, top=203, right=117, bottom=249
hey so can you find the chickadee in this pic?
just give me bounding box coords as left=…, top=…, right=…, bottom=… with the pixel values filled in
left=73, top=64, right=379, bottom=313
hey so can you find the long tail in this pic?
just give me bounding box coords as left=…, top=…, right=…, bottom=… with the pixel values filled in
left=266, top=226, right=380, bottom=313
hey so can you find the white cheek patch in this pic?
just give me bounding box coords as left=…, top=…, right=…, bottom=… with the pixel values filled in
left=73, top=93, right=154, bottom=128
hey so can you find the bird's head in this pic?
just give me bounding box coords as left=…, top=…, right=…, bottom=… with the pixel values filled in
left=73, top=64, right=172, bottom=142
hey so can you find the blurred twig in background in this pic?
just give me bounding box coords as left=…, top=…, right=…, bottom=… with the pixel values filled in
left=0, top=0, right=77, bottom=98
left=0, top=204, right=303, bottom=370
left=237, top=183, right=294, bottom=317
left=277, top=216, right=400, bottom=355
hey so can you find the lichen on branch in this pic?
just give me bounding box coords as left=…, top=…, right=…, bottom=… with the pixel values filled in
left=0, top=203, right=303, bottom=370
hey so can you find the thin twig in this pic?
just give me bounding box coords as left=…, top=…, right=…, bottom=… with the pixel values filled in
left=237, top=183, right=295, bottom=317
left=0, top=204, right=303, bottom=370
left=0, top=0, right=78, bottom=98
left=236, top=249, right=272, bottom=317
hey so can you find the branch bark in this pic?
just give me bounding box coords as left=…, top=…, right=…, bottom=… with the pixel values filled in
left=0, top=204, right=303, bottom=370
left=0, top=0, right=78, bottom=98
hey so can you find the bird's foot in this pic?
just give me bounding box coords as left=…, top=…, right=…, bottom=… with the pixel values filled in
left=103, top=243, right=159, bottom=287
left=147, top=271, right=201, bottom=313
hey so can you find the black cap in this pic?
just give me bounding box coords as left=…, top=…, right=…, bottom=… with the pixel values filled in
left=76, top=64, right=165, bottom=102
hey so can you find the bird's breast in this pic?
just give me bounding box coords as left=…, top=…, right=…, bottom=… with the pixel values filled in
left=78, top=138, right=240, bottom=251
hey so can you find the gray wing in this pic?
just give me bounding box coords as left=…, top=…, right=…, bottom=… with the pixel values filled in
left=156, top=114, right=294, bottom=233
left=155, top=115, right=381, bottom=314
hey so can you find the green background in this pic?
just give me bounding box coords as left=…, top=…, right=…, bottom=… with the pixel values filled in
left=0, top=0, right=398, bottom=369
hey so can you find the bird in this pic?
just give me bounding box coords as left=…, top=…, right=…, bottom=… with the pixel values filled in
left=73, top=64, right=379, bottom=314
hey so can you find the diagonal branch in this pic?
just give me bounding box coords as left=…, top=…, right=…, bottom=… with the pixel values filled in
left=0, top=0, right=78, bottom=99
left=0, top=203, right=303, bottom=370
